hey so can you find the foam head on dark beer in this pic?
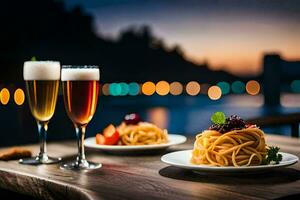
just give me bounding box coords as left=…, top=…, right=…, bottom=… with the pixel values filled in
left=23, top=61, right=61, bottom=80
left=61, top=66, right=100, bottom=81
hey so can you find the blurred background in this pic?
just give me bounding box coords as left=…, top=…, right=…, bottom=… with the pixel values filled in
left=1, top=0, right=300, bottom=146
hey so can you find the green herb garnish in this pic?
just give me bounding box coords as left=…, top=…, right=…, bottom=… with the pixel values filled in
left=262, top=146, right=282, bottom=165
left=211, top=112, right=226, bottom=125
left=31, top=56, right=37, bottom=61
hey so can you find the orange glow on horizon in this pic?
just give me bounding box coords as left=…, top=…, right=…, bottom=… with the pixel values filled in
left=170, top=19, right=300, bottom=76
left=94, top=3, right=300, bottom=76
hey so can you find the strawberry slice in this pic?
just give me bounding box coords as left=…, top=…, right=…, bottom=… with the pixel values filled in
left=103, top=124, right=120, bottom=145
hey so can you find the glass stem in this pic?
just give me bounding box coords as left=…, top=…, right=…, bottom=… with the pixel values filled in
left=75, top=124, right=87, bottom=162
left=37, top=121, right=48, bottom=161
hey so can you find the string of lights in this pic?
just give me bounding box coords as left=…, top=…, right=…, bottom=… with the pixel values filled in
left=0, top=80, right=266, bottom=106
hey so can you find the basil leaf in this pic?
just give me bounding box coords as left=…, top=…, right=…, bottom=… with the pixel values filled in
left=211, top=112, right=226, bottom=125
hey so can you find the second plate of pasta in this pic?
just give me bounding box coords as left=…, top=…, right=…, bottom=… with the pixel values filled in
left=85, top=134, right=187, bottom=152
left=161, top=150, right=298, bottom=174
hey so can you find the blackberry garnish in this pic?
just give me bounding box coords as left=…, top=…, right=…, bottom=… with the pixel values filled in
left=209, top=114, right=246, bottom=133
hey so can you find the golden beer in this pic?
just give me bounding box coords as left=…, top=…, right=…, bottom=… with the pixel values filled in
left=26, top=80, right=59, bottom=122
left=21, top=61, right=61, bottom=165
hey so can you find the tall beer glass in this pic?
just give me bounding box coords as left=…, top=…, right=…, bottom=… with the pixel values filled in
left=21, top=61, right=61, bottom=164
left=61, top=66, right=101, bottom=170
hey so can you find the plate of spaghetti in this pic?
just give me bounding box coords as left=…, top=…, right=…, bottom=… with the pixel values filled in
left=161, top=112, right=298, bottom=173
left=85, top=113, right=186, bottom=152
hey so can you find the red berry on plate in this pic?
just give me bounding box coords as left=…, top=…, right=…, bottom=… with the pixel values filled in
left=124, top=113, right=141, bottom=125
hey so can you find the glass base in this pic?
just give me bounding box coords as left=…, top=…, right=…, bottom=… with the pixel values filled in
left=60, top=159, right=102, bottom=170
left=19, top=156, right=62, bottom=165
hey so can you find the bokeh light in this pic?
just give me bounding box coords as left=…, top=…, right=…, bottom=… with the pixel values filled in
left=246, top=80, right=260, bottom=95
left=217, top=81, right=230, bottom=95
left=142, top=81, right=156, bottom=96
left=156, top=81, right=170, bottom=96
left=109, top=83, right=122, bottom=96
left=170, top=82, right=183, bottom=95
left=291, top=80, right=300, bottom=93
left=208, top=85, right=222, bottom=100
left=0, top=88, right=10, bottom=105
left=231, top=81, right=245, bottom=94
left=128, top=82, right=140, bottom=96
left=102, top=83, right=110, bottom=96
left=120, top=82, right=129, bottom=96
left=14, top=88, right=25, bottom=106
left=147, top=107, right=169, bottom=129
left=186, top=81, right=200, bottom=96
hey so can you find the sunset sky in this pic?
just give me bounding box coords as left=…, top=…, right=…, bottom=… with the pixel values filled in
left=64, top=0, right=300, bottom=76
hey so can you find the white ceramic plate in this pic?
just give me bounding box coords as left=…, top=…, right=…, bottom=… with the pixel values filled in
left=161, top=150, right=299, bottom=174
left=85, top=134, right=187, bottom=152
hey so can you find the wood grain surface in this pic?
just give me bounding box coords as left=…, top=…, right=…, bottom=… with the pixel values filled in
left=0, top=134, right=300, bottom=200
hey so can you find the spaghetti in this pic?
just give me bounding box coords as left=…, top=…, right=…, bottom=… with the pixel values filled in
left=117, top=122, right=168, bottom=145
left=191, top=128, right=267, bottom=167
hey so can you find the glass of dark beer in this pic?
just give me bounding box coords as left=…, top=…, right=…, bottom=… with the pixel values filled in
left=21, top=61, right=62, bottom=164
left=60, top=65, right=101, bottom=170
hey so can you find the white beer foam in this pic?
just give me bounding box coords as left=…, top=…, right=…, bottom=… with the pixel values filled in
left=23, top=61, right=61, bottom=80
left=61, top=67, right=100, bottom=81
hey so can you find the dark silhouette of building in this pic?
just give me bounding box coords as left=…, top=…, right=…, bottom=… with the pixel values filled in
left=263, top=54, right=281, bottom=106
left=263, top=53, right=300, bottom=106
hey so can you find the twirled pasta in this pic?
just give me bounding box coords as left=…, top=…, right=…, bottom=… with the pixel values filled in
left=117, top=122, right=168, bottom=145
left=191, top=128, right=267, bottom=167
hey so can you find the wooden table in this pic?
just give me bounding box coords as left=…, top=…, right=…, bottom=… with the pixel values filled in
left=0, top=135, right=300, bottom=200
